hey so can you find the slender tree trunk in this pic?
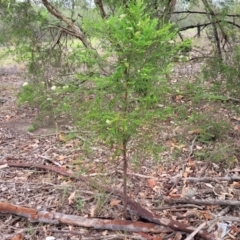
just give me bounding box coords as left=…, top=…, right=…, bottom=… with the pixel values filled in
left=163, top=0, right=177, bottom=22
left=201, top=0, right=222, bottom=60
left=122, top=138, right=128, bottom=218
left=94, top=0, right=106, bottom=19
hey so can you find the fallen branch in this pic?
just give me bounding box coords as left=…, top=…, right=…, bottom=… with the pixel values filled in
left=208, top=206, right=230, bottom=232
left=3, top=161, right=216, bottom=240
left=185, top=222, right=207, bottom=240
left=164, top=196, right=240, bottom=206
left=0, top=202, right=171, bottom=234
left=184, top=176, right=240, bottom=182
left=152, top=204, right=203, bottom=210
left=47, top=230, right=147, bottom=240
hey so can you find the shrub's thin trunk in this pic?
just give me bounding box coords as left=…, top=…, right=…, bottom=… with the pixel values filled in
left=122, top=138, right=128, bottom=218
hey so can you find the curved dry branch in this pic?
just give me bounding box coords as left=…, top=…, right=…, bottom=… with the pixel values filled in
left=179, top=20, right=240, bottom=32
left=0, top=202, right=172, bottom=234
left=3, top=161, right=216, bottom=240
left=41, top=0, right=92, bottom=49
left=173, top=10, right=240, bottom=18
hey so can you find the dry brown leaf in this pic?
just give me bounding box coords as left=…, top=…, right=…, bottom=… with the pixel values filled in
left=232, top=116, right=240, bottom=121
left=57, top=133, right=66, bottom=142
left=230, top=168, right=240, bottom=172
left=110, top=199, right=121, bottom=207
left=69, top=225, right=74, bottom=231
left=230, top=181, right=240, bottom=188
left=231, top=157, right=238, bottom=166
left=205, top=183, right=214, bottom=188
left=202, top=211, right=213, bottom=220
left=102, top=230, right=108, bottom=235
left=65, top=143, right=73, bottom=148
left=157, top=166, right=164, bottom=173
left=147, top=179, right=156, bottom=188
left=233, top=125, right=240, bottom=131
left=58, top=155, right=65, bottom=161
left=166, top=140, right=175, bottom=147
left=181, top=186, right=188, bottom=197
left=187, top=159, right=196, bottom=167
left=139, top=192, right=145, bottom=197
left=230, top=225, right=239, bottom=234
left=183, top=171, right=188, bottom=178
left=6, top=115, right=12, bottom=121
left=68, top=191, right=76, bottom=204
left=188, top=129, right=202, bottom=135
left=42, top=226, right=47, bottom=235
left=0, top=164, right=8, bottom=169
left=153, top=185, right=161, bottom=193
left=170, top=188, right=178, bottom=194
left=196, top=145, right=203, bottom=150
left=169, top=193, right=182, bottom=198
left=90, top=205, right=97, bottom=217
left=11, top=234, right=24, bottom=240
left=176, top=95, right=184, bottom=101
left=137, top=232, right=155, bottom=240
left=174, top=232, right=182, bottom=240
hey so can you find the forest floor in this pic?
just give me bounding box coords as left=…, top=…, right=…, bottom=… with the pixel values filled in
left=1, top=61, right=240, bottom=240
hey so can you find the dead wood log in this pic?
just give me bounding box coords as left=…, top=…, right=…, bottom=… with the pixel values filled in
left=2, top=161, right=216, bottom=240
left=0, top=202, right=171, bottom=233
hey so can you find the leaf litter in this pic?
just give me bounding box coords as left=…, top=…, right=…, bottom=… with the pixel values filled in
left=0, top=63, right=240, bottom=240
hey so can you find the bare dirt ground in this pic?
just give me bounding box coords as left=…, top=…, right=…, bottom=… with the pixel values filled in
left=1, top=63, right=240, bottom=240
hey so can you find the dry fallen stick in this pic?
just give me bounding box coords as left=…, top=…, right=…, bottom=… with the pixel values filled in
left=163, top=196, right=240, bottom=206
left=117, top=170, right=158, bottom=180
left=208, top=206, right=230, bottom=232
left=2, top=161, right=217, bottom=240
left=0, top=202, right=171, bottom=234
left=39, top=155, right=62, bottom=167
left=47, top=229, right=149, bottom=240
left=188, top=135, right=198, bottom=157
left=82, top=171, right=115, bottom=177
left=218, top=216, right=240, bottom=222
left=184, top=176, right=240, bottom=182
left=185, top=222, right=207, bottom=240
left=152, top=204, right=203, bottom=210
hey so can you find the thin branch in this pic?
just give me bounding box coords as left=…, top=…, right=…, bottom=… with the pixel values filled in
left=180, top=22, right=214, bottom=31
left=164, top=196, right=240, bottom=206
left=179, top=20, right=240, bottom=35
left=173, top=10, right=240, bottom=18
left=208, top=206, right=230, bottom=232
left=41, top=0, right=92, bottom=49
left=185, top=222, right=207, bottom=240
left=185, top=176, right=240, bottom=182
left=0, top=202, right=172, bottom=234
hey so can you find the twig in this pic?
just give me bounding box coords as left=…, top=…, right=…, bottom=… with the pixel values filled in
left=208, top=206, right=230, bottom=232
left=82, top=171, right=115, bottom=177
left=185, top=222, right=207, bottom=240
left=188, top=136, right=198, bottom=157
left=185, top=176, right=240, bottom=182
left=39, top=155, right=62, bottom=167
left=47, top=229, right=149, bottom=240
left=164, top=196, right=240, bottom=206
left=218, top=216, right=240, bottom=222
left=117, top=170, right=158, bottom=180
left=0, top=202, right=171, bottom=234
left=152, top=204, right=203, bottom=211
